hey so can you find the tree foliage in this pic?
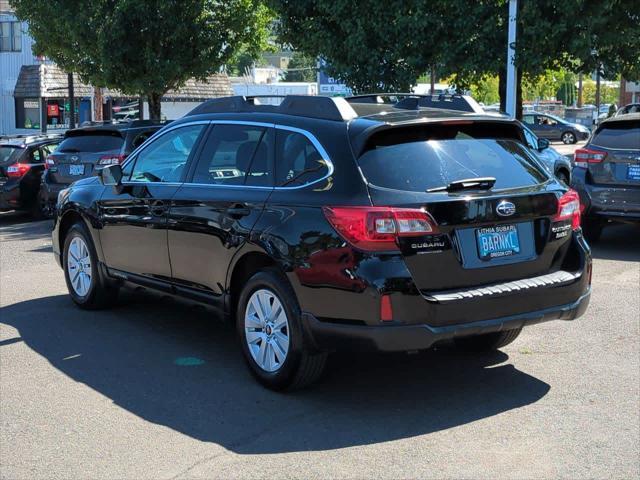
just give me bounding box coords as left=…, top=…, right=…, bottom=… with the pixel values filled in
left=283, top=53, right=317, bottom=82
left=270, top=0, right=447, bottom=93
left=11, top=0, right=273, bottom=119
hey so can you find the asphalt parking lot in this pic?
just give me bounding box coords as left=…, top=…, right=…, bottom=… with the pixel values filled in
left=1, top=212, right=639, bottom=479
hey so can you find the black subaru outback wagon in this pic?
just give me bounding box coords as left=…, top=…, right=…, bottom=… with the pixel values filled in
left=52, top=95, right=592, bottom=390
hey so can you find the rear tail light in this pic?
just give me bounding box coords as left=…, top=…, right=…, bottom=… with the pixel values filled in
left=380, top=294, right=393, bottom=322
left=574, top=148, right=607, bottom=168
left=555, top=189, right=581, bottom=230
left=6, top=163, right=31, bottom=178
left=45, top=154, right=61, bottom=169
left=322, top=206, right=438, bottom=252
left=98, top=154, right=126, bottom=165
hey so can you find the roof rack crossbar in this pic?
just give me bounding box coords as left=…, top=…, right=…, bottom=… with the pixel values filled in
left=187, top=95, right=357, bottom=122
left=346, top=92, right=484, bottom=114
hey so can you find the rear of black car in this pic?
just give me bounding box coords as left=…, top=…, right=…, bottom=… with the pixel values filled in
left=40, top=124, right=160, bottom=208
left=303, top=119, right=591, bottom=351
left=571, top=115, right=640, bottom=239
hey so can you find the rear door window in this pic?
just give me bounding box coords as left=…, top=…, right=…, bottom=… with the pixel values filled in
left=275, top=130, right=329, bottom=187
left=358, top=134, right=548, bottom=192
left=591, top=122, right=640, bottom=150
left=191, top=124, right=273, bottom=186
left=58, top=133, right=124, bottom=153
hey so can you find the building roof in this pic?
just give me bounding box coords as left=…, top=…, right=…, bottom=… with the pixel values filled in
left=13, top=64, right=232, bottom=101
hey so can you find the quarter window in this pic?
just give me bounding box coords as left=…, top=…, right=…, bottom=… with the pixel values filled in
left=275, top=130, right=329, bottom=187
left=129, top=125, right=204, bottom=183
left=191, top=124, right=273, bottom=187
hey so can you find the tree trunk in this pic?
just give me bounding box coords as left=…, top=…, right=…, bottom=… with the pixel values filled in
left=577, top=73, right=583, bottom=108
left=94, top=86, right=103, bottom=122
left=148, top=92, right=162, bottom=121
left=430, top=66, right=436, bottom=94
left=516, top=68, right=523, bottom=120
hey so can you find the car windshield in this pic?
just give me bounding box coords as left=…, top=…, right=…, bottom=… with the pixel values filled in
left=358, top=138, right=548, bottom=192
left=0, top=146, right=23, bottom=164
left=58, top=133, right=124, bottom=153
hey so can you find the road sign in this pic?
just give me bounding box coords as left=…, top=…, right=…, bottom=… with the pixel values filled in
left=317, top=59, right=351, bottom=96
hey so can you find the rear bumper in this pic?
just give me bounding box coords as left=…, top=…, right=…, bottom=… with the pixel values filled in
left=0, top=180, right=23, bottom=210
left=41, top=179, right=68, bottom=202
left=302, top=288, right=590, bottom=352
left=572, top=168, right=640, bottom=222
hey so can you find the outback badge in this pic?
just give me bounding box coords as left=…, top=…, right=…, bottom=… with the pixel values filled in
left=496, top=200, right=516, bottom=217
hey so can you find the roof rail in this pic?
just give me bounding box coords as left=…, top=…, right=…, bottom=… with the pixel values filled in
left=187, top=95, right=358, bottom=122
left=346, top=93, right=484, bottom=114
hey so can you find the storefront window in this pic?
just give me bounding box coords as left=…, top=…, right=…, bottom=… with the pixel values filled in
left=15, top=98, right=41, bottom=130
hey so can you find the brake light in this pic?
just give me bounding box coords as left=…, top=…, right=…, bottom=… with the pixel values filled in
left=574, top=148, right=607, bottom=168
left=380, top=294, right=393, bottom=322
left=6, top=163, right=31, bottom=178
left=555, top=189, right=581, bottom=230
left=98, top=154, right=126, bottom=165
left=45, top=154, right=61, bottom=169
left=322, top=206, right=438, bottom=251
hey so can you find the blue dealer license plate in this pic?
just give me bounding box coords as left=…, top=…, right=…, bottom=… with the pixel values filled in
left=476, top=224, right=520, bottom=260
left=627, top=164, right=640, bottom=181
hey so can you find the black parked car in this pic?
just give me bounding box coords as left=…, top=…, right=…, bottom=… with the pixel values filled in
left=0, top=134, right=62, bottom=218
left=571, top=113, right=640, bottom=241
left=39, top=120, right=167, bottom=216
left=522, top=112, right=591, bottom=144
left=52, top=95, right=592, bottom=390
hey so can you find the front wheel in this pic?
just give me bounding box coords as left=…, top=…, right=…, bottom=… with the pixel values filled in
left=454, top=328, right=522, bottom=352
left=561, top=131, right=577, bottom=144
left=63, top=222, right=118, bottom=309
left=237, top=269, right=327, bottom=390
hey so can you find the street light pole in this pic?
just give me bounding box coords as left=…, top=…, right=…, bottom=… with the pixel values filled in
left=505, top=0, right=518, bottom=117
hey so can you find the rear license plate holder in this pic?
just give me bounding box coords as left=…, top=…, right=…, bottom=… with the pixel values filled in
left=627, top=164, right=640, bottom=181
left=476, top=224, right=520, bottom=260
left=69, top=164, right=85, bottom=176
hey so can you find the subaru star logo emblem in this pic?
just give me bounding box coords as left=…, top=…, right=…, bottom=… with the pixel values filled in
left=496, top=200, right=516, bottom=217
left=70, top=155, right=79, bottom=162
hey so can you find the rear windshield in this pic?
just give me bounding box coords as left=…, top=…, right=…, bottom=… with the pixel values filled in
left=592, top=121, right=640, bottom=150
left=0, top=146, right=23, bottom=164
left=58, top=133, right=124, bottom=153
left=358, top=138, right=548, bottom=192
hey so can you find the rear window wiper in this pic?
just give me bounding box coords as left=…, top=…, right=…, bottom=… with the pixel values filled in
left=426, top=177, right=496, bottom=193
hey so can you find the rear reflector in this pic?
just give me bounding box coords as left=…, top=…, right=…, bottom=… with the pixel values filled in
left=574, top=148, right=607, bottom=168
left=6, top=163, right=31, bottom=178
left=323, top=206, right=438, bottom=252
left=555, top=189, right=581, bottom=230
left=380, top=294, right=393, bottom=322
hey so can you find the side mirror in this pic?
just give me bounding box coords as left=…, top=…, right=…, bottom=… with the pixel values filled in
left=100, top=164, right=123, bottom=186
left=537, top=138, right=550, bottom=152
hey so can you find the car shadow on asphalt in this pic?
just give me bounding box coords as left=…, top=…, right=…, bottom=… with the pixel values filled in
left=589, top=223, right=640, bottom=262
left=2, top=290, right=551, bottom=454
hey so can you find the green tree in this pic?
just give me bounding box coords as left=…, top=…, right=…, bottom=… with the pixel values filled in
left=12, top=0, right=274, bottom=120
left=283, top=53, right=317, bottom=82
left=270, top=0, right=447, bottom=92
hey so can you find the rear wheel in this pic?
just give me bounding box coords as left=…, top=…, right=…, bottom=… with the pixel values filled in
left=561, top=131, right=576, bottom=144
left=63, top=222, right=118, bottom=309
left=237, top=268, right=327, bottom=390
left=454, top=328, right=522, bottom=352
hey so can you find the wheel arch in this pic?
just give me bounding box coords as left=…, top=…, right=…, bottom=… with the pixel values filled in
left=58, top=209, right=105, bottom=263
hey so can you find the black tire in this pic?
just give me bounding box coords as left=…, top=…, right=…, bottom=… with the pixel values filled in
left=454, top=328, right=522, bottom=352
left=556, top=170, right=570, bottom=186
left=62, top=222, right=119, bottom=309
left=582, top=216, right=604, bottom=243
left=561, top=131, right=577, bottom=144
left=236, top=268, right=327, bottom=391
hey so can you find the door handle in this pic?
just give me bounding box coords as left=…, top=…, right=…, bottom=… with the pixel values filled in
left=226, top=203, right=251, bottom=218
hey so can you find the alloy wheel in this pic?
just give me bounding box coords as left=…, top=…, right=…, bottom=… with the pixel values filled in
left=562, top=132, right=575, bottom=144
left=244, top=289, right=290, bottom=372
left=67, top=236, right=93, bottom=296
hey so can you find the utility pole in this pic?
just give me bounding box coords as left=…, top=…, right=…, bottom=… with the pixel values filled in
left=595, top=66, right=601, bottom=116
left=430, top=66, right=436, bottom=94
left=67, top=73, right=76, bottom=129
left=505, top=0, right=518, bottom=117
